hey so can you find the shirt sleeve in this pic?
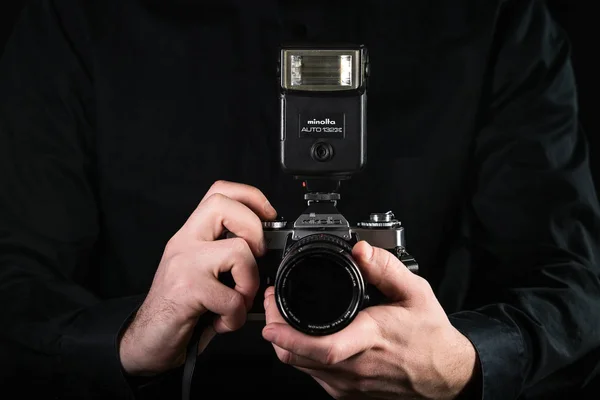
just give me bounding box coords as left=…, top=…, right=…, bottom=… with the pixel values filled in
left=0, top=1, right=143, bottom=398
left=447, top=1, right=600, bottom=399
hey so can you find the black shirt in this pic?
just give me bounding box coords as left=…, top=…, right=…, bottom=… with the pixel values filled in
left=1, top=1, right=600, bottom=399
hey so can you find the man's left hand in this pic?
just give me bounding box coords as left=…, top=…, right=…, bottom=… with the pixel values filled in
left=263, top=241, right=478, bottom=400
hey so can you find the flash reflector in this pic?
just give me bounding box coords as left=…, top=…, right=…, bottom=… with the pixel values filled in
left=282, top=49, right=363, bottom=91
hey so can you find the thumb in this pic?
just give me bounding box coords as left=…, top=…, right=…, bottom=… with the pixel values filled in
left=352, top=241, right=419, bottom=302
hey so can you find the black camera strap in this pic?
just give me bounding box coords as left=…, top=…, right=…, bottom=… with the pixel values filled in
left=182, top=313, right=215, bottom=400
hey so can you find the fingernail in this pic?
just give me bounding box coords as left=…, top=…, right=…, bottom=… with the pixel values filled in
left=263, top=200, right=277, bottom=216
left=264, top=296, right=270, bottom=309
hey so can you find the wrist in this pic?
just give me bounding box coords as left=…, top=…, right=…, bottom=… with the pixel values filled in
left=118, top=304, right=199, bottom=377
left=455, top=355, right=482, bottom=400
left=119, top=320, right=152, bottom=376
left=118, top=310, right=166, bottom=377
left=444, top=327, right=479, bottom=399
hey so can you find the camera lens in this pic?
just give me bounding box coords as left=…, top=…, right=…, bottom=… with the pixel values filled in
left=311, top=142, right=334, bottom=162
left=274, top=234, right=365, bottom=336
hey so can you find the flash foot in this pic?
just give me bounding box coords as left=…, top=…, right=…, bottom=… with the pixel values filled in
left=304, top=192, right=341, bottom=202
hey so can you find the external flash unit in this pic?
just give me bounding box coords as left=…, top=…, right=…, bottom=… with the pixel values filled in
left=279, top=45, right=369, bottom=181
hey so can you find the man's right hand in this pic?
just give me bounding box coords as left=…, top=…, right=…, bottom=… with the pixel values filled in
left=119, top=180, right=277, bottom=376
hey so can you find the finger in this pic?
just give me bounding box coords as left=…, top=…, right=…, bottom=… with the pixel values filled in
left=352, top=241, right=420, bottom=302
left=263, top=292, right=359, bottom=370
left=198, top=278, right=247, bottom=333
left=194, top=238, right=258, bottom=332
left=262, top=312, right=378, bottom=365
left=263, top=287, right=324, bottom=369
left=274, top=346, right=334, bottom=370
left=203, top=238, right=260, bottom=308
left=263, top=286, right=285, bottom=325
left=184, top=193, right=266, bottom=256
left=264, top=285, right=275, bottom=299
left=262, top=287, right=286, bottom=353
left=200, top=180, right=277, bottom=221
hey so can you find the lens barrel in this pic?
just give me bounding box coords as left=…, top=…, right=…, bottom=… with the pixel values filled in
left=274, top=234, right=366, bottom=335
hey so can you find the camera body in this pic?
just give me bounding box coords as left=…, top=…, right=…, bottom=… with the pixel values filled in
left=225, top=193, right=418, bottom=336
left=269, top=197, right=417, bottom=336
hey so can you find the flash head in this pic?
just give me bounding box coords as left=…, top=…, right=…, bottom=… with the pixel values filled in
left=281, top=48, right=367, bottom=92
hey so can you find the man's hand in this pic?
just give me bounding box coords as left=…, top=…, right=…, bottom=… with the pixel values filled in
left=119, top=180, right=277, bottom=376
left=263, top=241, right=478, bottom=400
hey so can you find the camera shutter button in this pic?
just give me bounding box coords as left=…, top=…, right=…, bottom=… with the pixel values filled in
left=357, top=211, right=400, bottom=228
left=371, top=212, right=394, bottom=222
left=262, top=219, right=287, bottom=229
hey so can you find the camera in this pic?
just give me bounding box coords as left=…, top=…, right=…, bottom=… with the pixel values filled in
left=222, top=45, right=419, bottom=336
left=224, top=194, right=419, bottom=336
left=257, top=201, right=418, bottom=336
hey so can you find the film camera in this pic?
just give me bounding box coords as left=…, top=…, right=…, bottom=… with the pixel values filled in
left=224, top=45, right=419, bottom=336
